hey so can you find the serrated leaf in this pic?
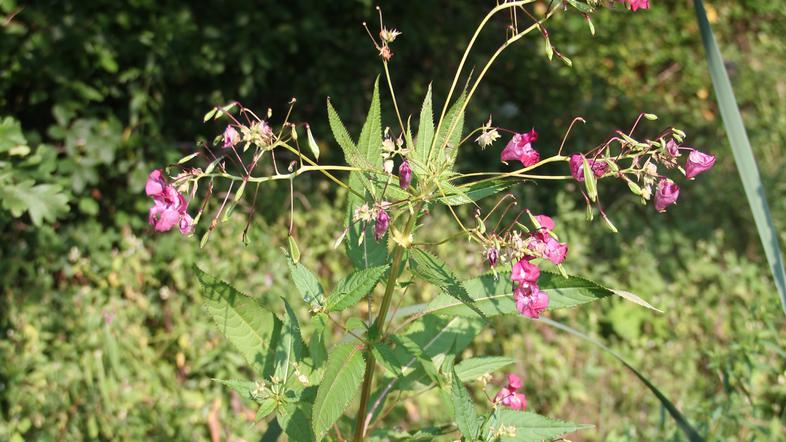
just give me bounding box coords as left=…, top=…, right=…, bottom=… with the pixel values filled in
left=195, top=267, right=280, bottom=377
left=492, top=409, right=592, bottom=442
left=257, top=398, right=277, bottom=420
left=454, top=356, right=515, bottom=383
left=309, top=313, right=329, bottom=370
left=411, top=85, right=435, bottom=176
left=278, top=397, right=316, bottom=442
left=372, top=342, right=404, bottom=377
left=357, top=76, right=383, bottom=167
left=312, top=342, right=365, bottom=439
left=274, top=299, right=304, bottom=383
left=409, top=249, right=486, bottom=319
left=326, top=98, right=359, bottom=165
left=286, top=253, right=323, bottom=304
left=437, top=179, right=511, bottom=206
left=451, top=369, right=480, bottom=440
left=424, top=271, right=613, bottom=318
left=327, top=264, right=389, bottom=312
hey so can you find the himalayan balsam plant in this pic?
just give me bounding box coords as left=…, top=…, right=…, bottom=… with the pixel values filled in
left=147, top=1, right=715, bottom=440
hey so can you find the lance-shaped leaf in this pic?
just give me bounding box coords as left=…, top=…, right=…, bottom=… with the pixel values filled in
left=412, top=84, right=435, bottom=175
left=286, top=253, right=323, bottom=305
left=357, top=76, right=383, bottom=167
left=409, top=248, right=486, bottom=319
left=539, top=317, right=704, bottom=441
left=488, top=409, right=592, bottom=442
left=424, top=271, right=613, bottom=317
left=454, top=356, right=516, bottom=383
left=695, top=0, right=786, bottom=315
left=451, top=369, right=480, bottom=440
left=326, top=98, right=360, bottom=166
left=327, top=264, right=389, bottom=312
left=311, top=342, right=365, bottom=439
left=196, top=267, right=280, bottom=377
left=274, top=299, right=305, bottom=383
left=434, top=92, right=466, bottom=170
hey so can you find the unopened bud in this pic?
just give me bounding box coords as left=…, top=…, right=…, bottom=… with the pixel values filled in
left=487, top=247, right=499, bottom=267
left=374, top=209, right=390, bottom=241
left=398, top=160, right=412, bottom=189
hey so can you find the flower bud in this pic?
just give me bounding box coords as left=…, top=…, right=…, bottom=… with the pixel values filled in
left=398, top=160, right=412, bottom=189
left=383, top=159, right=394, bottom=174
left=487, top=247, right=499, bottom=267
left=374, top=209, right=390, bottom=241
left=222, top=125, right=240, bottom=148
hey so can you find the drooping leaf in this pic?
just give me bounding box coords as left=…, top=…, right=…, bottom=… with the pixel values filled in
left=489, top=409, right=592, bottom=442
left=538, top=317, right=704, bottom=441
left=311, top=342, right=365, bottom=439
left=274, top=299, right=305, bottom=383
left=451, top=369, right=480, bottom=440
left=425, top=271, right=613, bottom=317
left=454, top=356, right=515, bottom=383
left=694, top=0, right=786, bottom=315
left=327, top=264, right=389, bottom=312
left=195, top=267, right=280, bottom=377
left=409, top=248, right=486, bottom=319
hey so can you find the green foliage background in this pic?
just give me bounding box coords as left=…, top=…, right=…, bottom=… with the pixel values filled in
left=1, top=0, right=784, bottom=440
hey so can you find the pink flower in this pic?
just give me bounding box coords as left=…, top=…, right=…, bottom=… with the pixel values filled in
left=494, top=373, right=528, bottom=411
left=145, top=169, right=193, bottom=235
left=569, top=154, right=607, bottom=182
left=399, top=160, right=412, bottom=189
left=620, top=0, right=650, bottom=11
left=501, top=129, right=540, bottom=167
left=222, top=125, right=240, bottom=148
left=511, top=258, right=540, bottom=284
left=528, top=232, right=568, bottom=265
left=685, top=149, right=716, bottom=179
left=654, top=178, right=679, bottom=212
left=666, top=139, right=681, bottom=157
left=487, top=247, right=499, bottom=267
left=533, top=214, right=555, bottom=231
left=514, top=283, right=549, bottom=319
left=374, top=208, right=389, bottom=241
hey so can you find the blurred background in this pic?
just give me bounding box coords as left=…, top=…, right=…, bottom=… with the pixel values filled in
left=1, top=0, right=785, bottom=440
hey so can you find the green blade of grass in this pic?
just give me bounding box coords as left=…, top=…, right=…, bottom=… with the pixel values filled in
left=694, top=0, right=786, bottom=314
left=538, top=317, right=705, bottom=442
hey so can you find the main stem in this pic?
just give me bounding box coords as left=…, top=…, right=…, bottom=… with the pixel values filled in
left=352, top=203, right=422, bottom=442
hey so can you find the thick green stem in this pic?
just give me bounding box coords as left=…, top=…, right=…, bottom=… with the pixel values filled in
left=352, top=203, right=422, bottom=442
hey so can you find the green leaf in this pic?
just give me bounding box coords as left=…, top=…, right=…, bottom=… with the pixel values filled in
left=454, top=356, right=515, bottom=383
left=309, top=314, right=329, bottom=370
left=357, top=76, right=383, bottom=167
left=372, top=342, right=404, bottom=377
left=311, top=342, right=365, bottom=439
left=434, top=92, right=466, bottom=169
left=278, top=398, right=316, bottom=442
left=326, top=98, right=359, bottom=166
left=437, top=179, right=511, bottom=206
left=327, top=265, right=388, bottom=312
left=491, top=409, right=592, bottom=442
left=424, top=271, right=613, bottom=317
left=695, top=0, right=786, bottom=315
left=0, top=180, right=70, bottom=226
left=451, top=369, right=480, bottom=440
left=409, top=248, right=486, bottom=319
left=412, top=85, right=435, bottom=174
left=212, top=378, right=256, bottom=400
left=195, top=267, right=280, bottom=377
left=274, top=299, right=304, bottom=383
left=286, top=253, right=323, bottom=304
left=538, top=317, right=704, bottom=441
left=0, top=116, right=28, bottom=154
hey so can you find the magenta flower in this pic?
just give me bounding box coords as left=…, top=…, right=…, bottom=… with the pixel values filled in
left=494, top=374, right=527, bottom=411
left=666, top=139, right=681, bottom=157
left=569, top=154, right=607, bottom=182
left=487, top=247, right=499, bottom=267
left=222, top=125, right=240, bottom=148
left=541, top=235, right=568, bottom=265
left=399, top=160, right=412, bottom=189
left=511, top=258, right=540, bottom=284
left=685, top=149, right=716, bottom=179
left=620, top=0, right=650, bottom=11
left=533, top=214, right=555, bottom=231
left=145, top=169, right=193, bottom=235
left=514, top=283, right=549, bottom=319
left=374, top=208, right=390, bottom=241
left=501, top=129, right=540, bottom=167
left=654, top=178, right=679, bottom=212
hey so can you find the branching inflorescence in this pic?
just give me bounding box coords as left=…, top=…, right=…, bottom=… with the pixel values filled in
left=146, top=1, right=715, bottom=440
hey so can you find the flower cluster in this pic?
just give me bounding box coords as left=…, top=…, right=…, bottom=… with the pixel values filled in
left=145, top=169, right=193, bottom=234
left=494, top=374, right=527, bottom=411
left=619, top=0, right=650, bottom=11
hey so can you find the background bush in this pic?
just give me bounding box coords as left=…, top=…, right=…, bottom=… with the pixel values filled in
left=1, top=0, right=784, bottom=440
